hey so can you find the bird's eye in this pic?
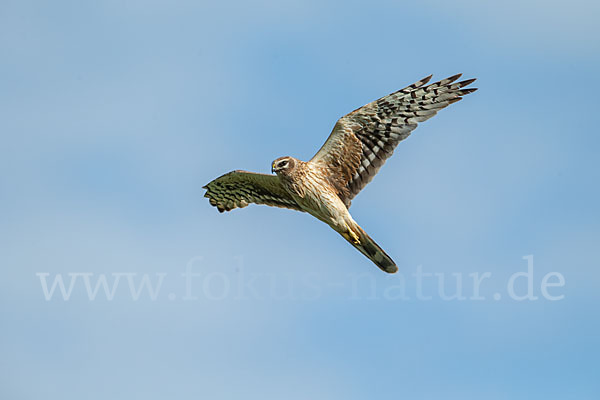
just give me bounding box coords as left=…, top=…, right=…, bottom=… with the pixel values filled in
left=279, top=161, right=288, bottom=168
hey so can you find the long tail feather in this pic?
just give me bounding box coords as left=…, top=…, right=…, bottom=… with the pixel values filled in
left=343, top=224, right=398, bottom=273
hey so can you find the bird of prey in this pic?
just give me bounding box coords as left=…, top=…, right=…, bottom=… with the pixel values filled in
left=203, top=74, right=477, bottom=273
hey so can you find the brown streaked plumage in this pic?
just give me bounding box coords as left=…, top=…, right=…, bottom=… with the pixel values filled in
left=203, top=74, right=477, bottom=273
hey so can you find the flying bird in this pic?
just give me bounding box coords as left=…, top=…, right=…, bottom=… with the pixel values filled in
left=203, top=74, right=477, bottom=273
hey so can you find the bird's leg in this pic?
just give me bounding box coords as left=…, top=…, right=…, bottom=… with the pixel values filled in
left=342, top=225, right=361, bottom=245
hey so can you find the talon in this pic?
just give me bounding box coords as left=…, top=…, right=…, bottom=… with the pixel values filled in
left=348, top=229, right=361, bottom=245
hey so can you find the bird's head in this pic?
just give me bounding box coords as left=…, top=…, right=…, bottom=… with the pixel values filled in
left=271, top=156, right=295, bottom=176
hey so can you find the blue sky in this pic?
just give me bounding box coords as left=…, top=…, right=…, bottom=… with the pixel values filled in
left=1, top=1, right=599, bottom=399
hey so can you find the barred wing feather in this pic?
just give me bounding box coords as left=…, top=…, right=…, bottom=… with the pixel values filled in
left=310, top=74, right=477, bottom=207
left=203, top=170, right=302, bottom=213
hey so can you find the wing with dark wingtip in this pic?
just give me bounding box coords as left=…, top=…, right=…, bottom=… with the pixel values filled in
left=310, top=74, right=477, bottom=207
left=203, top=170, right=303, bottom=213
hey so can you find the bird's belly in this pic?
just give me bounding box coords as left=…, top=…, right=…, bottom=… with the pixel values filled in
left=293, top=181, right=348, bottom=230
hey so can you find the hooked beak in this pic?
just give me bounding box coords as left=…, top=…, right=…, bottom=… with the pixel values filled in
left=271, top=162, right=276, bottom=174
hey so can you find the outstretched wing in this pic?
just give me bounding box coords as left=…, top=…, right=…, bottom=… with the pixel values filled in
left=310, top=74, right=477, bottom=207
left=203, top=170, right=302, bottom=213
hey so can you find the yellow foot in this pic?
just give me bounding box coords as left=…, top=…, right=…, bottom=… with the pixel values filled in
left=343, top=228, right=361, bottom=245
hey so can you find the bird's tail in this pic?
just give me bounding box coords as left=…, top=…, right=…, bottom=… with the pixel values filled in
left=341, top=223, right=398, bottom=273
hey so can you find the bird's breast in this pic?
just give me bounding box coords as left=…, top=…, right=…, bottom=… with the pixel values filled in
left=286, top=166, right=348, bottom=226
